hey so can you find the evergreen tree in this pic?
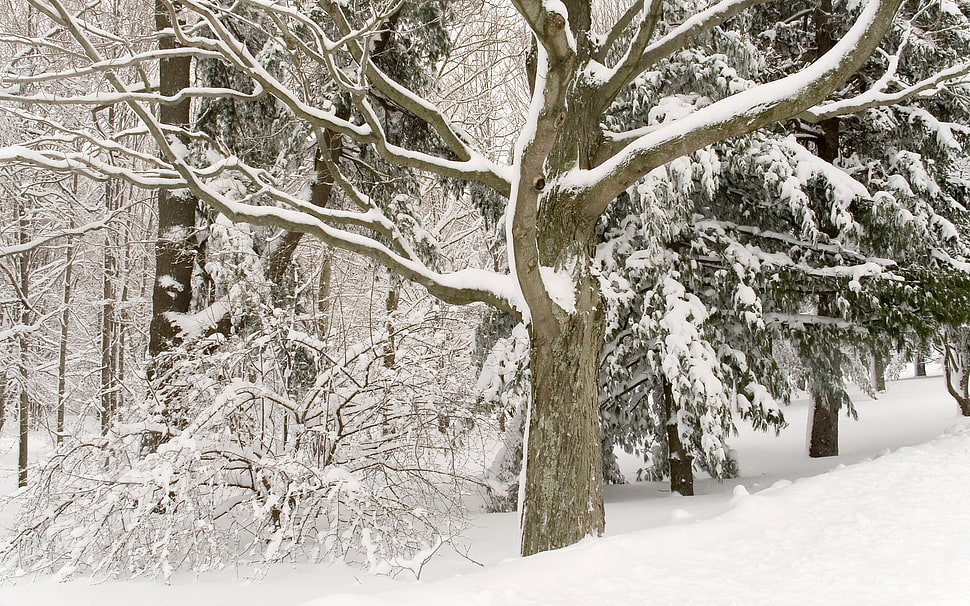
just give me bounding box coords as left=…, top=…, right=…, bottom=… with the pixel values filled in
left=599, top=0, right=970, bottom=487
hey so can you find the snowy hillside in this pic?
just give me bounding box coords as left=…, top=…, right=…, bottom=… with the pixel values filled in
left=1, top=374, right=968, bottom=606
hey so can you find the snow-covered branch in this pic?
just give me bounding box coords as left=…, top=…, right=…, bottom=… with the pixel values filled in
left=311, top=0, right=505, bottom=175
left=594, top=0, right=774, bottom=108
left=802, top=60, right=970, bottom=122
left=178, top=0, right=512, bottom=195
left=0, top=213, right=122, bottom=258
left=176, top=157, right=521, bottom=313
left=2, top=0, right=521, bottom=317
left=0, top=145, right=182, bottom=188
left=3, top=47, right=222, bottom=86
left=577, top=0, right=906, bottom=212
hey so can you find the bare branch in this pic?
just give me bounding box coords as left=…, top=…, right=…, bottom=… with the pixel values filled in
left=0, top=213, right=124, bottom=259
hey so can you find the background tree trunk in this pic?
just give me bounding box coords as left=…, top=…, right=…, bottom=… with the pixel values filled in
left=807, top=0, right=842, bottom=458
left=101, top=177, right=121, bottom=434
left=55, top=241, right=75, bottom=444
left=914, top=351, right=927, bottom=377
left=809, top=393, right=840, bottom=457
left=664, top=379, right=694, bottom=496
left=943, top=328, right=970, bottom=416
left=809, top=295, right=841, bottom=457
left=872, top=351, right=887, bottom=393
left=148, top=0, right=197, bottom=358
left=267, top=128, right=343, bottom=308
left=17, top=197, right=29, bottom=487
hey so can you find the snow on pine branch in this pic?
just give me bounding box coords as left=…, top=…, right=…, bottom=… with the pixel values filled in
left=566, top=0, right=906, bottom=206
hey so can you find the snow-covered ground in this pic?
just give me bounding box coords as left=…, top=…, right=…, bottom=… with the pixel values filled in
left=1, top=373, right=968, bottom=605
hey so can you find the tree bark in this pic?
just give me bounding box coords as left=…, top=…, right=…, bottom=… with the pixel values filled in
left=148, top=0, right=197, bottom=358
left=664, top=379, right=694, bottom=496
left=520, top=300, right=606, bottom=556
left=267, top=124, right=344, bottom=307
left=943, top=330, right=970, bottom=416
left=914, top=351, right=927, bottom=377
left=807, top=2, right=842, bottom=458
left=809, top=296, right=841, bottom=458
left=316, top=249, right=333, bottom=335
left=56, top=242, right=75, bottom=444
left=809, top=392, right=840, bottom=457
left=383, top=279, right=399, bottom=367
left=0, top=359, right=6, bottom=435
left=101, top=178, right=120, bottom=434
left=872, top=351, right=887, bottom=393
left=17, top=198, right=29, bottom=487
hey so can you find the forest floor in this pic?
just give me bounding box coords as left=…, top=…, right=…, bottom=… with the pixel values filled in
left=0, top=371, right=967, bottom=605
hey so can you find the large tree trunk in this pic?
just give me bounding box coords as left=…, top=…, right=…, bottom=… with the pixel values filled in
left=516, top=25, right=604, bottom=554
left=148, top=0, right=196, bottom=358
left=663, top=379, right=694, bottom=496
left=520, top=300, right=606, bottom=556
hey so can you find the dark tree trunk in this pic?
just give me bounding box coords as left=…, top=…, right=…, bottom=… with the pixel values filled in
left=18, top=334, right=27, bottom=487
left=100, top=173, right=122, bottom=434
left=663, top=379, right=694, bottom=496
left=17, top=199, right=29, bottom=487
left=56, top=243, right=75, bottom=444
left=149, top=1, right=197, bottom=358
left=809, top=392, right=840, bottom=457
left=383, top=280, right=399, bottom=367
left=807, top=2, right=842, bottom=458
left=0, top=363, right=6, bottom=435
left=267, top=125, right=343, bottom=307
left=809, top=295, right=842, bottom=458
left=943, top=333, right=970, bottom=416
left=914, top=351, right=927, bottom=377
left=872, top=351, right=887, bottom=393
left=317, top=249, right=333, bottom=335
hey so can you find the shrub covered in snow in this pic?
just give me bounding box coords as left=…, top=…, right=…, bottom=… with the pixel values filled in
left=0, top=304, right=485, bottom=580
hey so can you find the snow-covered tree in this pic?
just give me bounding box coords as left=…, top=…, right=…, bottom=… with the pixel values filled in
left=599, top=0, right=970, bottom=489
